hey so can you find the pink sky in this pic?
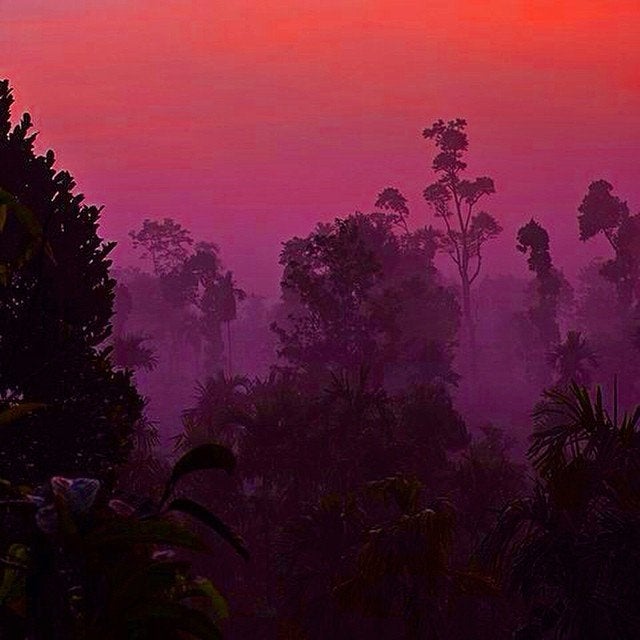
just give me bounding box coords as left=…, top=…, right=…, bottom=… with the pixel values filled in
left=2, top=0, right=639, bottom=294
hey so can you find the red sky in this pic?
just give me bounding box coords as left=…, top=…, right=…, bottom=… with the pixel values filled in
left=2, top=0, right=639, bottom=294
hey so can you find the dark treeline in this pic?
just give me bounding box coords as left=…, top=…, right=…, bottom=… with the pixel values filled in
left=2, top=79, right=640, bottom=639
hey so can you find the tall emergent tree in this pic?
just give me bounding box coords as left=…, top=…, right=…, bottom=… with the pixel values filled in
left=0, top=79, right=142, bottom=482
left=423, top=119, right=502, bottom=355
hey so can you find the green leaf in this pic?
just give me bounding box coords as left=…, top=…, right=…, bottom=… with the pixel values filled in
left=167, top=498, right=249, bottom=561
left=161, top=444, right=236, bottom=505
left=0, top=204, right=7, bottom=232
left=0, top=543, right=28, bottom=602
left=183, top=578, right=229, bottom=621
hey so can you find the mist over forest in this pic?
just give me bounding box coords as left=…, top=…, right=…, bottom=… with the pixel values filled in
left=119, top=118, right=639, bottom=459
left=1, top=4, right=640, bottom=638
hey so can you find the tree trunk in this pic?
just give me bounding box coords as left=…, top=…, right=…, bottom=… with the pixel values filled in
left=461, top=276, right=477, bottom=372
left=226, top=320, right=232, bottom=377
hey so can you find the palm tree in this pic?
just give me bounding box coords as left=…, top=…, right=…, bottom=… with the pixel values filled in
left=111, top=332, right=158, bottom=372
left=176, top=372, right=250, bottom=452
left=547, top=330, right=598, bottom=387
left=213, top=271, right=245, bottom=377
left=484, top=384, right=640, bottom=639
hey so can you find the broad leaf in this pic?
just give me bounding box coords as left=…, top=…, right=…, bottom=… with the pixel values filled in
left=161, top=444, right=236, bottom=504
left=182, top=578, right=230, bottom=621
left=167, top=497, right=249, bottom=561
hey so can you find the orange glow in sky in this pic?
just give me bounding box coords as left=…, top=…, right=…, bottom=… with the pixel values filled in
left=2, top=0, right=639, bottom=292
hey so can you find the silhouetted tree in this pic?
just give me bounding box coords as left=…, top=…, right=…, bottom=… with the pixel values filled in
left=423, top=119, right=502, bottom=358
left=125, top=231, right=245, bottom=379
left=213, top=270, right=246, bottom=375
left=129, top=217, right=193, bottom=276
left=0, top=79, right=142, bottom=483
left=516, top=219, right=563, bottom=348
left=161, top=241, right=220, bottom=308
left=375, top=187, right=410, bottom=235
left=274, top=211, right=460, bottom=386
left=578, top=180, right=640, bottom=312
left=548, top=330, right=598, bottom=388
left=158, top=240, right=244, bottom=373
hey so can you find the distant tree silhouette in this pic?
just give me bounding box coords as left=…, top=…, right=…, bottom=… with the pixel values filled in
left=375, top=187, right=410, bottom=235
left=126, top=228, right=245, bottom=378
left=0, top=79, right=142, bottom=483
left=516, top=219, right=563, bottom=347
left=423, top=118, right=502, bottom=358
left=129, top=217, right=193, bottom=276
left=168, top=242, right=244, bottom=372
left=578, top=180, right=640, bottom=312
left=548, top=330, right=598, bottom=388
left=213, top=270, right=245, bottom=375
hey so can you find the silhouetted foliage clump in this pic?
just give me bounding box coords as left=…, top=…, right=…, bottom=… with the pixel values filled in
left=0, top=416, right=247, bottom=639
left=274, top=210, right=460, bottom=387
left=485, top=384, right=640, bottom=639
left=578, top=180, right=640, bottom=313
left=0, top=79, right=142, bottom=483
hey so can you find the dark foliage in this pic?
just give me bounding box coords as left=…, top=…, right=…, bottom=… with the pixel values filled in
left=173, top=371, right=529, bottom=638
left=0, top=79, right=142, bottom=483
left=0, top=427, right=247, bottom=639
left=484, top=384, right=640, bottom=639
left=515, top=219, right=570, bottom=385
left=111, top=333, right=158, bottom=372
left=274, top=211, right=460, bottom=387
left=578, top=180, right=640, bottom=312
